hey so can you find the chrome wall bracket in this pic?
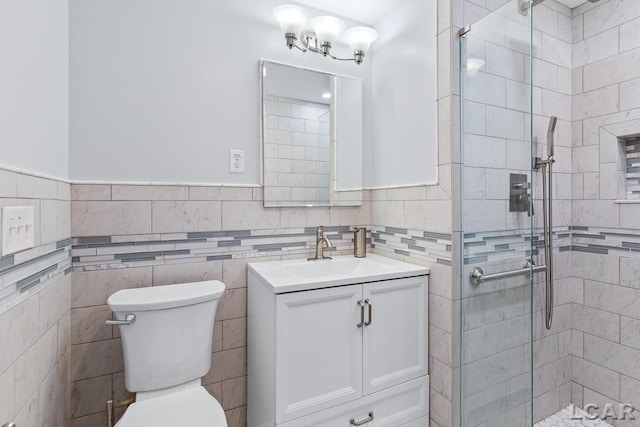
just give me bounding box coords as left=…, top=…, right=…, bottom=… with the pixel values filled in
left=458, top=25, right=471, bottom=37
left=105, top=313, right=136, bottom=326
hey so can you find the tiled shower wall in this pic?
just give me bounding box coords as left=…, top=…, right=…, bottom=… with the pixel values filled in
left=0, top=170, right=71, bottom=426
left=570, top=1, right=640, bottom=424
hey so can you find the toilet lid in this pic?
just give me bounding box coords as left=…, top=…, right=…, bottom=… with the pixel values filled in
left=116, top=387, right=227, bottom=427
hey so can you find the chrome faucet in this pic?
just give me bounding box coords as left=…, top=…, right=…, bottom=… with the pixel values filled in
left=308, top=226, right=333, bottom=261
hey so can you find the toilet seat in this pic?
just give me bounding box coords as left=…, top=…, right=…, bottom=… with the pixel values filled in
left=115, top=386, right=227, bottom=427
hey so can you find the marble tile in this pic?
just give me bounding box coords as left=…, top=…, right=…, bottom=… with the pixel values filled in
left=0, top=366, right=15, bottom=423
left=222, top=376, right=246, bottom=410
left=221, top=201, right=280, bottom=230
left=620, top=78, right=640, bottom=112
left=572, top=201, right=619, bottom=228
left=571, top=356, right=620, bottom=398
left=111, top=185, right=188, bottom=201
left=329, top=202, right=371, bottom=227
left=583, top=0, right=640, bottom=38
left=16, top=174, right=58, bottom=200
left=583, top=48, right=640, bottom=92
left=0, top=297, right=39, bottom=375
left=620, top=17, right=640, bottom=53
left=72, top=201, right=152, bottom=236
left=405, top=200, right=451, bottom=234
left=224, top=406, right=247, bottom=427
left=620, top=257, right=640, bottom=289
left=621, top=317, right=640, bottom=351
left=71, top=306, right=112, bottom=345
left=152, top=260, right=222, bottom=286
left=152, top=201, right=221, bottom=233
left=215, top=289, right=246, bottom=322
left=222, top=317, right=246, bottom=351
left=14, top=326, right=58, bottom=411
left=69, top=411, right=106, bottom=427
left=372, top=201, right=405, bottom=228
left=572, top=85, right=620, bottom=121
left=486, top=105, right=525, bottom=140
left=203, top=347, right=246, bottom=384
left=0, top=169, right=18, bottom=198
left=584, top=281, right=640, bottom=322
left=620, top=375, right=640, bottom=415
left=71, top=184, right=111, bottom=201
left=39, top=276, right=71, bottom=335
left=619, top=199, right=640, bottom=228
left=58, top=311, right=71, bottom=360
left=584, top=334, right=640, bottom=382
left=72, top=268, right=152, bottom=308
left=71, top=375, right=112, bottom=418
left=572, top=304, right=619, bottom=342
left=279, top=207, right=330, bottom=229
left=572, top=27, right=619, bottom=68
left=70, top=339, right=124, bottom=381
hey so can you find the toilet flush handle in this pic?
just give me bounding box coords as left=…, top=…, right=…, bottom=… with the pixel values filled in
left=105, top=313, right=136, bottom=326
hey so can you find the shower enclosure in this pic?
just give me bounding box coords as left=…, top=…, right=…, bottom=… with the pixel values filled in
left=458, top=0, right=571, bottom=425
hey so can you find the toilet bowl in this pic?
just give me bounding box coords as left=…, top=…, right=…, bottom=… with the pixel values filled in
left=107, top=280, right=228, bottom=427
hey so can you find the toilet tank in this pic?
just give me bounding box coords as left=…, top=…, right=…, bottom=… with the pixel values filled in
left=107, top=280, right=226, bottom=392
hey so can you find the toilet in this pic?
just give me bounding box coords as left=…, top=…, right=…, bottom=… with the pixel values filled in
left=106, top=280, right=228, bottom=427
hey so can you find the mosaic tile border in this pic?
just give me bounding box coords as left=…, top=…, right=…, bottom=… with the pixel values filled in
left=71, top=225, right=371, bottom=271
left=463, top=227, right=572, bottom=264
left=370, top=226, right=452, bottom=265
left=0, top=238, right=72, bottom=315
left=463, top=225, right=640, bottom=264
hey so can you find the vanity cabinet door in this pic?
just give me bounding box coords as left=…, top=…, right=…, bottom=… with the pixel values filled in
left=362, top=276, right=428, bottom=396
left=275, top=284, right=363, bottom=423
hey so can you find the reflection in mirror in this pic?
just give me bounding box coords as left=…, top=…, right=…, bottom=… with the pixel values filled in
left=261, top=60, right=363, bottom=207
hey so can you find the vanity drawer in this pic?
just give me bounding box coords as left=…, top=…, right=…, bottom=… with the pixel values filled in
left=278, top=375, right=429, bottom=427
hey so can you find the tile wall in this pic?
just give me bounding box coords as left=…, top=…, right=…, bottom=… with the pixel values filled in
left=68, top=183, right=376, bottom=426
left=0, top=169, right=72, bottom=426
left=570, top=1, right=640, bottom=424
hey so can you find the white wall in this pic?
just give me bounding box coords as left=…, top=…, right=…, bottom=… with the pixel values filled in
left=0, top=0, right=69, bottom=178
left=370, top=0, right=438, bottom=187
left=69, top=0, right=371, bottom=184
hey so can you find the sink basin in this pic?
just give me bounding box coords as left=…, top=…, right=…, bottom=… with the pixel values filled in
left=248, top=254, right=428, bottom=293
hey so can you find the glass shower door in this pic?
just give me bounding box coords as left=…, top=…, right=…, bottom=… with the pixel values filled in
left=459, top=1, right=535, bottom=426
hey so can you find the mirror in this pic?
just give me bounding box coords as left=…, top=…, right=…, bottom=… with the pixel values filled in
left=261, top=60, right=363, bottom=207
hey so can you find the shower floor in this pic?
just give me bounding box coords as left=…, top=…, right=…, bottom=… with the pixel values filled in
left=535, top=406, right=614, bottom=427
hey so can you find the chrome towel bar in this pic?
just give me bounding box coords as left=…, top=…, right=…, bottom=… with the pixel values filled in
left=470, top=259, right=546, bottom=285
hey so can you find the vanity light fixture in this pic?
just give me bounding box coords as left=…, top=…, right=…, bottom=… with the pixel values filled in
left=273, top=5, right=377, bottom=65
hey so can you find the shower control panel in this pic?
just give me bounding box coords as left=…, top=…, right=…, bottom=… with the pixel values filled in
left=509, top=173, right=531, bottom=214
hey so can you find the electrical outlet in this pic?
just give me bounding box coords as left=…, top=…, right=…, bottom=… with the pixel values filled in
left=2, top=206, right=35, bottom=255
left=230, top=149, right=245, bottom=173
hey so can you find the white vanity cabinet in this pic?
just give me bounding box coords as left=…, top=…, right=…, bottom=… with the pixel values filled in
left=247, top=255, right=429, bottom=427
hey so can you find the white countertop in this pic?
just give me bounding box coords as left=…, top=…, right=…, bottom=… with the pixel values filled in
left=248, top=254, right=429, bottom=294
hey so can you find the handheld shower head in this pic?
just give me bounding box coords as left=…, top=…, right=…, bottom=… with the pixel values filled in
left=547, top=116, right=558, bottom=158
